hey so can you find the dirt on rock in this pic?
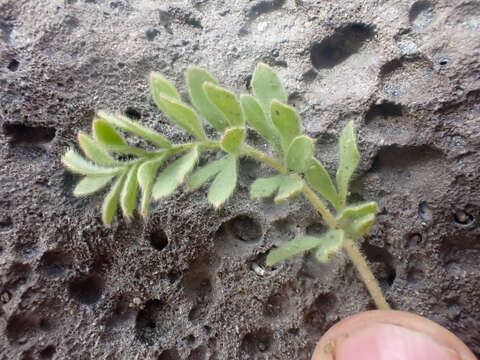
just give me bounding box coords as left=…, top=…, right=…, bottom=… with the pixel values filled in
left=0, top=0, right=479, bottom=359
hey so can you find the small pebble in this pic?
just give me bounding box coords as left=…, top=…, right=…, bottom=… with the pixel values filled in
left=251, top=262, right=265, bottom=277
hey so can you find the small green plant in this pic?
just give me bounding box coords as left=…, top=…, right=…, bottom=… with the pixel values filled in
left=62, top=63, right=389, bottom=310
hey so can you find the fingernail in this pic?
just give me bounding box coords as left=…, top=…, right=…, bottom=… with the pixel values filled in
left=336, top=323, right=461, bottom=360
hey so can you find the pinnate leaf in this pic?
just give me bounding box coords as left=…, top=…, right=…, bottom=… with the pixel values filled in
left=336, top=201, right=378, bottom=225
left=120, top=164, right=140, bottom=218
left=336, top=121, right=360, bottom=206
left=92, top=119, right=147, bottom=156
left=150, top=72, right=181, bottom=106
left=62, top=149, right=124, bottom=176
left=73, top=175, right=114, bottom=197
left=286, top=135, right=313, bottom=173
left=274, top=175, right=303, bottom=204
left=78, top=132, right=122, bottom=166
left=157, top=94, right=207, bottom=141
left=220, top=127, right=245, bottom=155
left=251, top=63, right=287, bottom=116
left=271, top=100, right=301, bottom=152
left=250, top=174, right=283, bottom=199
left=266, top=229, right=344, bottom=266
left=306, top=158, right=340, bottom=210
left=240, top=94, right=282, bottom=153
left=102, top=173, right=126, bottom=226
left=315, top=229, right=345, bottom=263
left=137, top=156, right=166, bottom=217
left=187, top=156, right=228, bottom=190
left=152, top=147, right=199, bottom=199
left=207, top=154, right=237, bottom=208
left=187, top=66, right=229, bottom=131
left=343, top=213, right=376, bottom=240
left=98, top=111, right=171, bottom=148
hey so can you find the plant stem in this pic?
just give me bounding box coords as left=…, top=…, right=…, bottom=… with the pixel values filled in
left=241, top=144, right=287, bottom=173
left=343, top=238, right=391, bottom=310
left=240, top=144, right=390, bottom=310
left=301, top=184, right=337, bottom=229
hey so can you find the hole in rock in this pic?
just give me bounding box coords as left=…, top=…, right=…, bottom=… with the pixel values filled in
left=8, top=59, right=19, bottom=72
left=227, top=215, right=262, bottom=242
left=136, top=299, right=164, bottom=344
left=39, top=249, right=72, bottom=277
left=310, top=23, right=374, bottom=69
left=418, top=202, right=432, bottom=221
left=68, top=273, right=104, bottom=304
left=39, top=345, right=56, bottom=359
left=407, top=233, right=422, bottom=248
left=361, top=242, right=396, bottom=290
left=247, top=0, right=286, bottom=21
left=6, top=314, right=38, bottom=344
left=241, top=328, right=273, bottom=355
left=304, top=293, right=336, bottom=332
left=453, top=210, right=475, bottom=228
left=124, top=107, right=141, bottom=120
left=187, top=345, right=207, bottom=360
left=3, top=124, right=55, bottom=147
left=365, top=101, right=403, bottom=124
left=158, top=349, right=181, bottom=360
left=149, top=228, right=169, bottom=251
left=409, top=0, right=435, bottom=29
left=264, top=293, right=284, bottom=317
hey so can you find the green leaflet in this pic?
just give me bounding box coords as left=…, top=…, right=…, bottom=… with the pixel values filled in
left=220, top=127, right=245, bottom=155
left=152, top=147, right=199, bottom=199
left=315, top=229, right=345, bottom=263
left=186, top=66, right=229, bottom=131
left=120, top=163, right=140, bottom=218
left=343, top=213, right=376, bottom=240
left=207, top=154, right=237, bottom=208
left=62, top=149, right=125, bottom=176
left=97, top=111, right=171, bottom=148
left=150, top=72, right=181, bottom=106
left=274, top=175, right=303, bottom=204
left=137, top=156, right=166, bottom=217
left=92, top=119, right=148, bottom=157
left=186, top=156, right=228, bottom=190
left=102, top=173, right=126, bottom=226
left=204, top=83, right=244, bottom=127
left=286, top=135, right=313, bottom=173
left=336, top=121, right=360, bottom=207
left=336, top=202, right=378, bottom=225
left=251, top=63, right=287, bottom=116
left=73, top=175, right=114, bottom=197
left=78, top=132, right=122, bottom=167
left=156, top=94, right=207, bottom=141
left=240, top=94, right=282, bottom=153
left=270, top=100, right=301, bottom=153
left=306, top=158, right=341, bottom=210
left=250, top=174, right=283, bottom=199
left=266, top=230, right=344, bottom=266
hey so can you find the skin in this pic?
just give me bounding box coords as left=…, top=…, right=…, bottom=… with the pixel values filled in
left=312, top=310, right=478, bottom=360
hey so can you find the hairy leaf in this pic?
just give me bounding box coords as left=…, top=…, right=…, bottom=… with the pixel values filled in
left=187, top=66, right=229, bottom=131
left=157, top=94, right=207, bottom=141
left=203, top=83, right=244, bottom=127
left=137, top=156, right=166, bottom=217
left=187, top=156, right=228, bottom=190
left=266, top=230, right=344, bottom=266
left=62, top=149, right=125, bottom=176
left=336, top=201, right=378, bottom=225
left=271, top=100, right=301, bottom=152
left=207, top=154, right=237, bottom=208
left=315, top=229, right=345, bottom=263
left=152, top=147, right=199, bottom=199
left=343, top=213, right=376, bottom=239
left=240, top=94, right=282, bottom=153
left=97, top=111, right=171, bottom=148
left=78, top=132, right=122, bottom=166
left=150, top=72, right=181, bottom=107
left=336, top=121, right=360, bottom=206
left=286, top=135, right=313, bottom=173
left=120, top=163, right=140, bottom=218
left=274, top=175, right=303, bottom=204
left=306, top=158, right=340, bottom=210
left=220, top=127, right=245, bottom=155
left=251, top=63, right=287, bottom=116
left=73, top=175, right=114, bottom=197
left=93, top=119, right=148, bottom=157
left=102, top=173, right=126, bottom=226
left=250, top=174, right=283, bottom=199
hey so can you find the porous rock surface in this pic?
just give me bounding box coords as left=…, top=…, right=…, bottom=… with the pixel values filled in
left=0, top=0, right=479, bottom=359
